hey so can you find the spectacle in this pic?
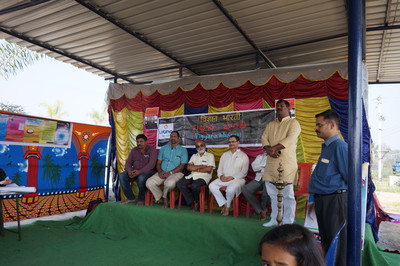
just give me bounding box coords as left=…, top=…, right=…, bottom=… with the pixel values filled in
left=228, top=141, right=238, bottom=143
left=195, top=144, right=205, bottom=148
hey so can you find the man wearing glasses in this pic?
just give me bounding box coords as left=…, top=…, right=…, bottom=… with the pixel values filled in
left=262, top=99, right=301, bottom=227
left=176, top=139, right=215, bottom=211
left=146, top=131, right=188, bottom=208
left=209, top=135, right=249, bottom=216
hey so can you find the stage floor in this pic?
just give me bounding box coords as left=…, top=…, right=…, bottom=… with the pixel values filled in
left=1, top=202, right=398, bottom=265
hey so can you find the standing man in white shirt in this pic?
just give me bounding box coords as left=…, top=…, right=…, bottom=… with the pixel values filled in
left=177, top=139, right=215, bottom=211
left=209, top=135, right=249, bottom=216
left=243, top=149, right=270, bottom=220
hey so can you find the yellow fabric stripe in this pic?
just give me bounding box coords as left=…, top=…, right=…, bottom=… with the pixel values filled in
left=263, top=99, right=272, bottom=109
left=208, top=103, right=233, bottom=113
left=161, top=104, right=184, bottom=117
left=295, top=97, right=331, bottom=163
left=113, top=108, right=129, bottom=174
left=126, top=110, right=143, bottom=150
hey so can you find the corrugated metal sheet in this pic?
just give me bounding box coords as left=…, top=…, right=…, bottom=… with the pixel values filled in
left=0, top=0, right=399, bottom=83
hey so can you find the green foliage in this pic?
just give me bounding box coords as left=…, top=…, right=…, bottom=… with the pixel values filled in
left=90, top=154, right=105, bottom=180
left=42, top=154, right=61, bottom=190
left=40, top=101, right=67, bottom=119
left=0, top=39, right=44, bottom=80
left=0, top=102, right=26, bottom=114
left=11, top=172, right=22, bottom=185
left=65, top=172, right=76, bottom=189
left=87, top=104, right=108, bottom=125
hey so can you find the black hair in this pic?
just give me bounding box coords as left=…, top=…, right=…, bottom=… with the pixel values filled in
left=276, top=99, right=290, bottom=108
left=229, top=135, right=240, bottom=142
left=136, top=134, right=147, bottom=141
left=315, top=109, right=341, bottom=127
left=171, top=131, right=180, bottom=138
left=259, top=224, right=325, bottom=266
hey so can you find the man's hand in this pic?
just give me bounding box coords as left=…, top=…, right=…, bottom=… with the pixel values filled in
left=265, top=145, right=281, bottom=158
left=159, top=172, right=168, bottom=179
left=130, top=170, right=140, bottom=178
left=128, top=171, right=136, bottom=178
left=220, top=175, right=234, bottom=182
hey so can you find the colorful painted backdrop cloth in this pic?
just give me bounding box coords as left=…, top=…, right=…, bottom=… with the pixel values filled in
left=0, top=115, right=111, bottom=222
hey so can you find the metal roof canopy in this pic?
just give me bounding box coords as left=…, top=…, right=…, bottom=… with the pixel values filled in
left=1, top=0, right=399, bottom=84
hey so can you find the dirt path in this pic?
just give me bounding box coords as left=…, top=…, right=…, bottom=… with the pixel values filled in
left=375, top=191, right=400, bottom=214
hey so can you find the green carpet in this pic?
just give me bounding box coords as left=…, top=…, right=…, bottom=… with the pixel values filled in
left=1, top=202, right=399, bottom=265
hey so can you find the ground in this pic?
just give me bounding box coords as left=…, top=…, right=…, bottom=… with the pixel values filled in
left=375, top=191, right=400, bottom=214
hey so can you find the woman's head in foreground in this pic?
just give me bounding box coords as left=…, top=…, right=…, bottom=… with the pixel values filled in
left=259, top=224, right=325, bottom=266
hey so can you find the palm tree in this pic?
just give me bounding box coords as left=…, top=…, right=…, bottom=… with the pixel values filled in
left=90, top=154, right=105, bottom=181
left=65, top=172, right=76, bottom=189
left=12, top=172, right=22, bottom=185
left=40, top=101, right=67, bottom=119
left=42, top=154, right=61, bottom=190
left=0, top=39, right=44, bottom=80
left=87, top=104, right=108, bottom=125
left=0, top=102, right=25, bottom=114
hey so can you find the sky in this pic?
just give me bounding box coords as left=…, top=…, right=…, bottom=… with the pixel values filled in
left=1, top=57, right=400, bottom=150
left=0, top=57, right=110, bottom=126
left=367, top=84, right=400, bottom=150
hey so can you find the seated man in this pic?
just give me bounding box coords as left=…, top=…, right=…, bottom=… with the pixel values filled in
left=243, top=149, right=270, bottom=220
left=177, top=139, right=215, bottom=211
left=209, top=135, right=249, bottom=216
left=118, top=134, right=157, bottom=205
left=146, top=131, right=188, bottom=208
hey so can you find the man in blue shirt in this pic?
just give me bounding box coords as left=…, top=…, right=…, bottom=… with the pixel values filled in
left=309, top=109, right=348, bottom=266
left=146, top=131, right=188, bottom=208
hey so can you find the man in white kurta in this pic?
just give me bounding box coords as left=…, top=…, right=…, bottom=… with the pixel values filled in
left=262, top=99, right=301, bottom=227
left=209, top=135, right=249, bottom=216
left=176, top=140, right=215, bottom=211
left=242, top=151, right=270, bottom=220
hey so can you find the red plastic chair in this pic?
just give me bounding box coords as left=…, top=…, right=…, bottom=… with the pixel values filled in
left=295, top=163, right=314, bottom=197
left=177, top=184, right=207, bottom=213
left=145, top=189, right=176, bottom=209
left=209, top=187, right=240, bottom=218
left=245, top=190, right=263, bottom=218
left=245, top=162, right=313, bottom=218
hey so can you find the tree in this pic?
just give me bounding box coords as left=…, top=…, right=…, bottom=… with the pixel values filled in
left=0, top=102, right=26, bottom=114
left=42, top=154, right=61, bottom=190
left=65, top=172, right=76, bottom=189
left=11, top=172, right=22, bottom=185
left=40, top=101, right=67, bottom=119
left=87, top=104, right=108, bottom=125
left=90, top=154, right=105, bottom=180
left=0, top=39, right=44, bottom=80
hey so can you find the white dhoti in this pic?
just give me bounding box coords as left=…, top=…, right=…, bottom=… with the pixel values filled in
left=209, top=179, right=245, bottom=208
left=265, top=182, right=296, bottom=225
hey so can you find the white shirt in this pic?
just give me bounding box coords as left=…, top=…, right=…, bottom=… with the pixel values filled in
left=217, top=149, right=249, bottom=180
left=185, top=151, right=216, bottom=183
left=252, top=153, right=268, bottom=181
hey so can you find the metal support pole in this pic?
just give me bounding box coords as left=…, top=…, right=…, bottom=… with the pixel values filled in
left=347, top=0, right=363, bottom=265
left=104, top=135, right=112, bottom=202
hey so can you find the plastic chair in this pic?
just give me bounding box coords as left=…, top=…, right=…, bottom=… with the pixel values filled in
left=245, top=190, right=263, bottom=218
left=209, top=187, right=240, bottom=218
left=177, top=184, right=207, bottom=213
left=145, top=189, right=176, bottom=208
left=325, top=220, right=346, bottom=266
left=295, top=162, right=314, bottom=197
